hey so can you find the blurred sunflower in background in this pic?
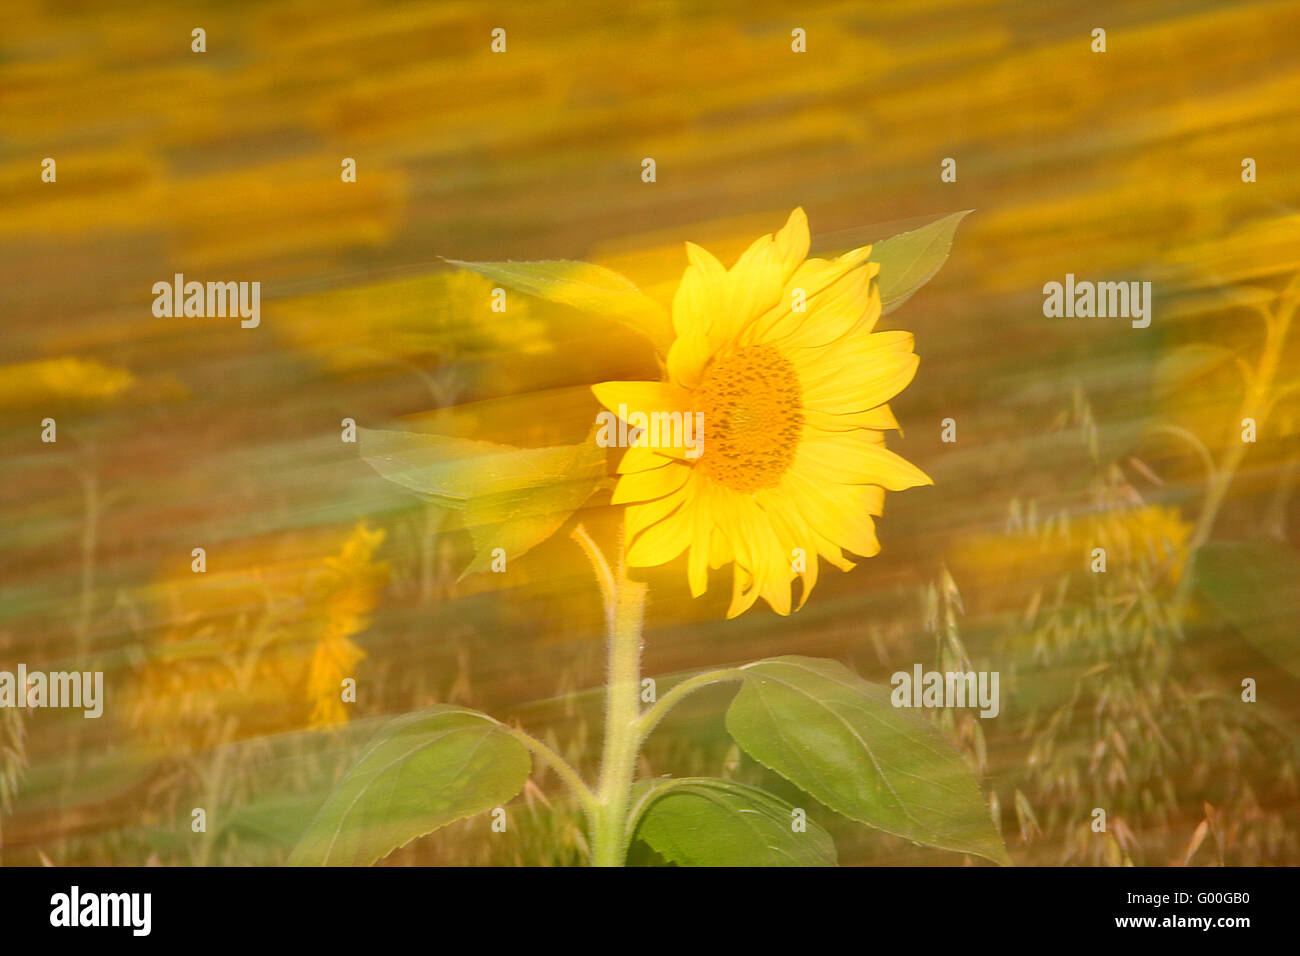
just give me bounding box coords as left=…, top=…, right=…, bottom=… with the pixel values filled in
left=593, top=208, right=931, bottom=617
left=0, top=356, right=190, bottom=428
left=950, top=502, right=1193, bottom=595
left=125, top=523, right=388, bottom=754
left=0, top=357, right=135, bottom=410
left=304, top=524, right=388, bottom=728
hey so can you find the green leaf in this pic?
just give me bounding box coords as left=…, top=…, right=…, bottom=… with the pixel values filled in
left=870, top=210, right=972, bottom=314
left=220, top=792, right=322, bottom=850
left=289, top=706, right=531, bottom=866
left=445, top=259, right=673, bottom=354
left=360, top=427, right=606, bottom=573
left=724, top=656, right=1009, bottom=865
left=630, top=777, right=837, bottom=867
left=1195, top=539, right=1300, bottom=679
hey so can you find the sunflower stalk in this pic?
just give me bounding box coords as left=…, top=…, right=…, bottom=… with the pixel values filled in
left=573, top=526, right=648, bottom=866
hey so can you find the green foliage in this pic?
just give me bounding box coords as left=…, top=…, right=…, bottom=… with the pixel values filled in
left=360, top=427, right=605, bottom=574
left=725, top=656, right=1009, bottom=865
left=870, top=210, right=972, bottom=315
left=630, top=776, right=836, bottom=866
left=290, top=706, right=530, bottom=866
left=219, top=791, right=324, bottom=851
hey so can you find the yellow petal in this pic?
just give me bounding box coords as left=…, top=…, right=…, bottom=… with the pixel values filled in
left=712, top=492, right=790, bottom=617
left=802, top=340, right=919, bottom=414
left=594, top=380, right=699, bottom=459
left=766, top=265, right=881, bottom=351
left=757, top=492, right=819, bottom=609
left=795, top=432, right=932, bottom=490
left=743, top=252, right=878, bottom=347
left=746, top=511, right=792, bottom=616
left=773, top=207, right=811, bottom=281
left=685, top=480, right=714, bottom=597
left=592, top=380, right=689, bottom=415
left=718, top=235, right=787, bottom=343
left=726, top=563, right=760, bottom=619
left=626, top=479, right=693, bottom=541
left=783, top=473, right=883, bottom=558
left=803, top=403, right=901, bottom=433
left=666, top=324, right=712, bottom=390
left=627, top=482, right=697, bottom=567
left=616, top=443, right=675, bottom=474
left=672, top=242, right=727, bottom=337
left=611, top=459, right=691, bottom=504
left=708, top=520, right=734, bottom=568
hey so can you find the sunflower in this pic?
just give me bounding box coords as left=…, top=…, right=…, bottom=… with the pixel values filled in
left=592, top=208, right=931, bottom=617
left=0, top=356, right=135, bottom=409
left=125, top=523, right=388, bottom=750
left=304, top=523, right=387, bottom=729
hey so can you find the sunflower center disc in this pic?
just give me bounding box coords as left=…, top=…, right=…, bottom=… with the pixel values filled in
left=695, top=344, right=803, bottom=493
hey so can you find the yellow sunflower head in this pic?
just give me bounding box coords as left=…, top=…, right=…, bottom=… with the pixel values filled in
left=593, top=208, right=932, bottom=617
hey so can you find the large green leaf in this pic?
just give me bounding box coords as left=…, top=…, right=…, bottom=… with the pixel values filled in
left=630, top=777, right=836, bottom=867
left=446, top=259, right=673, bottom=354
left=360, top=427, right=606, bottom=573
left=220, top=792, right=323, bottom=850
left=870, top=210, right=971, bottom=314
left=724, top=656, right=1009, bottom=865
left=1195, top=539, right=1300, bottom=679
left=289, top=706, right=530, bottom=866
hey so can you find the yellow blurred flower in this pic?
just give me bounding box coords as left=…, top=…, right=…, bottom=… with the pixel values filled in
left=592, top=208, right=931, bottom=617
left=0, top=357, right=135, bottom=409
left=949, top=504, right=1192, bottom=594
left=274, top=269, right=550, bottom=375
left=304, top=524, right=388, bottom=729
left=126, top=523, right=388, bottom=752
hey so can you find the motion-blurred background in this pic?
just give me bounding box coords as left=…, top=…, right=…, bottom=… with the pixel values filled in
left=2, top=0, right=1299, bottom=865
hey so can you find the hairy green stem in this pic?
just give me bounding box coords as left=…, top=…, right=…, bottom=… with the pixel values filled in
left=590, top=563, right=647, bottom=867
left=570, top=523, right=616, bottom=631
left=571, top=526, right=737, bottom=864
